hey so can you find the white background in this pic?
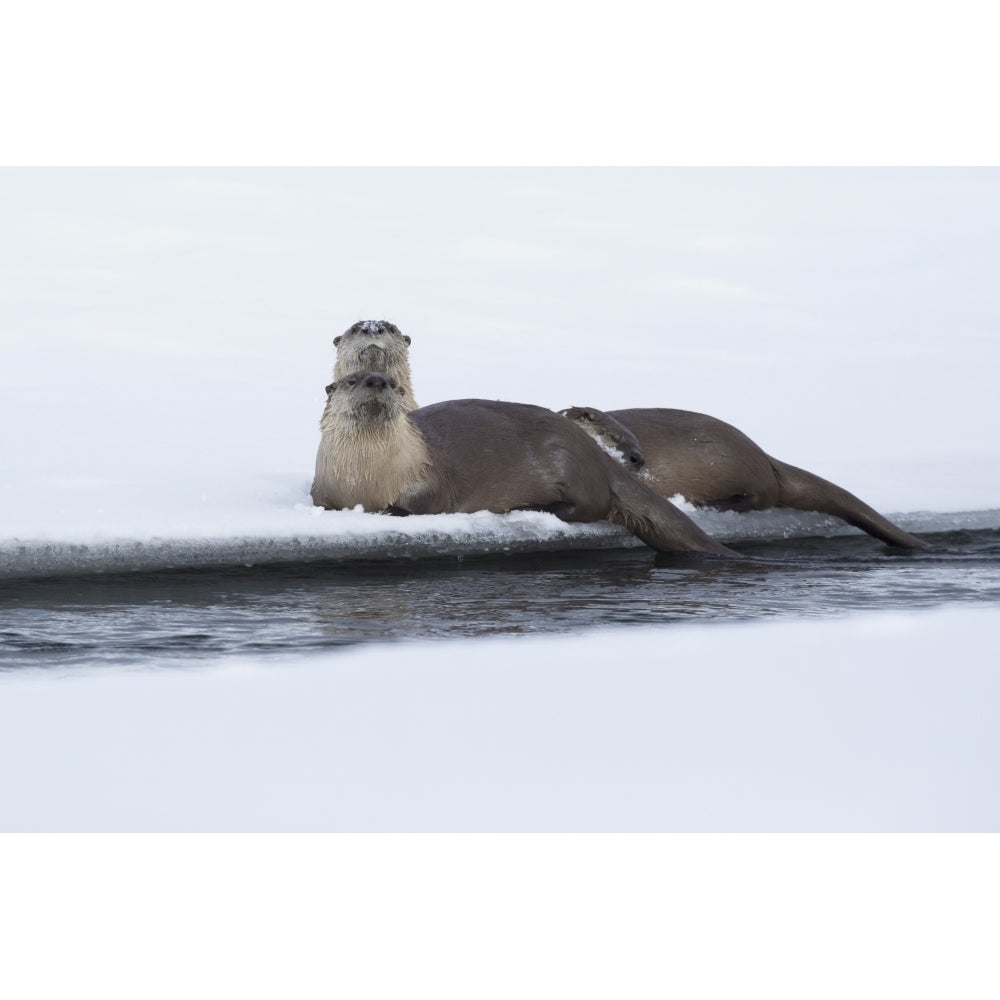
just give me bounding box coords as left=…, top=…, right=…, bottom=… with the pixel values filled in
left=3, top=1, right=999, bottom=997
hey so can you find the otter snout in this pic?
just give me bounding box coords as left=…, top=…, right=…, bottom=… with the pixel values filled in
left=331, top=371, right=398, bottom=393
left=321, top=370, right=408, bottom=432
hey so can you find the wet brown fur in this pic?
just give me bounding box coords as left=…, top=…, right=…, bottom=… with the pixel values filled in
left=563, top=406, right=927, bottom=549
left=310, top=373, right=739, bottom=557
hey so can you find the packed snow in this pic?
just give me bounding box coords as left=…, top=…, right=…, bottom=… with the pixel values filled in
left=6, top=476, right=984, bottom=579
left=3, top=605, right=998, bottom=831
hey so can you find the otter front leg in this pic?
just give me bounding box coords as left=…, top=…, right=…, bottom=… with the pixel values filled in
left=377, top=505, right=412, bottom=516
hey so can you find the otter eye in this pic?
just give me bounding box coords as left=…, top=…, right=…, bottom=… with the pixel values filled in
left=347, top=378, right=357, bottom=387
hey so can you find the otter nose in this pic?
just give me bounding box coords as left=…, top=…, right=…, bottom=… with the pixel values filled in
left=363, top=374, right=390, bottom=389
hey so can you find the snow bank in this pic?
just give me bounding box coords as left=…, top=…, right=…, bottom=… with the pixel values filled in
left=0, top=500, right=640, bottom=578
left=2, top=605, right=997, bottom=831
left=4, top=468, right=992, bottom=579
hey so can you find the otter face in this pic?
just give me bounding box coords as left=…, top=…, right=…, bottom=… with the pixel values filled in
left=559, top=406, right=645, bottom=471
left=327, top=371, right=405, bottom=395
left=333, top=321, right=412, bottom=381
left=333, top=320, right=412, bottom=349
left=325, top=370, right=409, bottom=424
left=603, top=437, right=645, bottom=470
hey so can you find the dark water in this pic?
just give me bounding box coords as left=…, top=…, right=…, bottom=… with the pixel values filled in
left=2, top=527, right=999, bottom=670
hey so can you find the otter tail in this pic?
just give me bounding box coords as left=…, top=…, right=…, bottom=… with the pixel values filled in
left=770, top=457, right=928, bottom=549
left=608, top=471, right=740, bottom=557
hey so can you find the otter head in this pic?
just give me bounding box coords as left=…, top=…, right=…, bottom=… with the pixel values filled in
left=559, top=406, right=645, bottom=471
left=332, top=320, right=417, bottom=411
left=322, top=370, right=410, bottom=429
left=334, top=320, right=411, bottom=375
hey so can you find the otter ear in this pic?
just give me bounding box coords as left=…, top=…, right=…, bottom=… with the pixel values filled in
left=325, top=382, right=336, bottom=394
left=333, top=335, right=342, bottom=346
left=403, top=335, right=411, bottom=345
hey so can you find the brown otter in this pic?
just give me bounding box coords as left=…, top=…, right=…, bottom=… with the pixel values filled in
left=310, top=372, right=739, bottom=557
left=325, top=325, right=923, bottom=548
left=332, top=320, right=418, bottom=410
left=561, top=406, right=927, bottom=549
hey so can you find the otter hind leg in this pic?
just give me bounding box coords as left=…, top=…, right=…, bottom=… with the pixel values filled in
left=607, top=472, right=739, bottom=557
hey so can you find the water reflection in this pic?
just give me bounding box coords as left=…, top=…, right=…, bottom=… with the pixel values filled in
left=2, top=528, right=999, bottom=669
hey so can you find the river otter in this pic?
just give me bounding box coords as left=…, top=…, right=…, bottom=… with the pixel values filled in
left=311, top=372, right=739, bottom=557
left=332, top=320, right=418, bottom=410
left=561, top=406, right=927, bottom=549
left=326, top=324, right=923, bottom=548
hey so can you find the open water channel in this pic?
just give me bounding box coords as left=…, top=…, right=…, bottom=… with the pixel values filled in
left=2, top=524, right=999, bottom=670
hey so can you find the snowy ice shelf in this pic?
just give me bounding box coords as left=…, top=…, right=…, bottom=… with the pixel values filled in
left=0, top=511, right=641, bottom=580
left=2, top=497, right=992, bottom=581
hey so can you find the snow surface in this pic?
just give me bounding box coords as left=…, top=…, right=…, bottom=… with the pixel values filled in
left=2, top=605, right=998, bottom=831
left=6, top=472, right=986, bottom=579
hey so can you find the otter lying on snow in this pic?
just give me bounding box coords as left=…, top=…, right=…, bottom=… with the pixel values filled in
left=310, top=371, right=738, bottom=557
left=561, top=406, right=927, bottom=549
left=325, top=320, right=926, bottom=549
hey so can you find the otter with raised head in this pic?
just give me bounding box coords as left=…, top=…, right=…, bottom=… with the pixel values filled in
left=326, top=324, right=923, bottom=548
left=561, top=406, right=927, bottom=549
left=332, top=320, right=418, bottom=410
left=310, top=372, right=739, bottom=557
